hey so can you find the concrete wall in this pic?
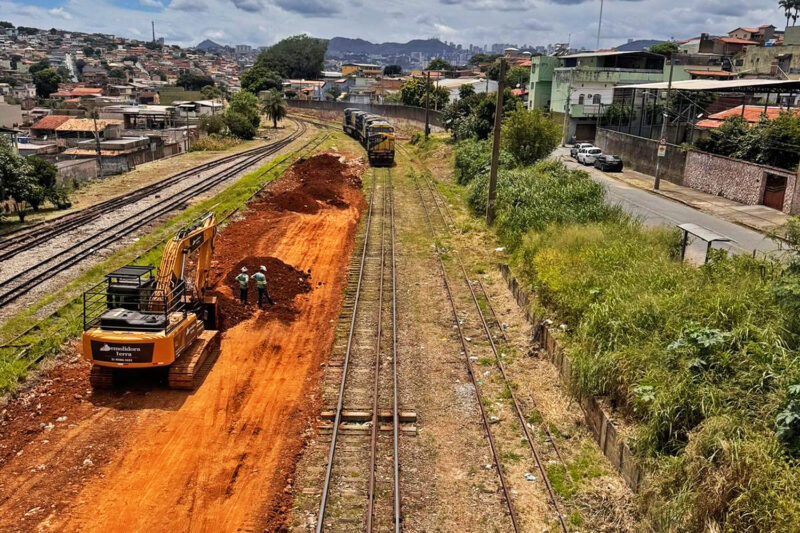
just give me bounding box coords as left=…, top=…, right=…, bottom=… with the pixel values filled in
left=684, top=151, right=798, bottom=213
left=595, top=129, right=687, bottom=185
left=287, top=100, right=444, bottom=128
left=56, top=159, right=97, bottom=186
left=0, top=102, right=22, bottom=128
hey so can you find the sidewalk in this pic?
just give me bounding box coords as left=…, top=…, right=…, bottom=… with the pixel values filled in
left=558, top=149, right=790, bottom=234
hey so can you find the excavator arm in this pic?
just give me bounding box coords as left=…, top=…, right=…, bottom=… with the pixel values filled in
left=154, top=212, right=217, bottom=302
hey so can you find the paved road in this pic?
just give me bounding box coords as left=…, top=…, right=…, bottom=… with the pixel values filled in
left=557, top=148, right=780, bottom=256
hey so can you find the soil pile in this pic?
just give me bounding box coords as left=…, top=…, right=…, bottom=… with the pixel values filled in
left=259, top=152, right=363, bottom=213
left=211, top=256, right=312, bottom=329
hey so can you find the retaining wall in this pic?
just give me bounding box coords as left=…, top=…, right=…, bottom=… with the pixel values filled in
left=288, top=100, right=444, bottom=129
left=55, top=159, right=98, bottom=186
left=595, top=128, right=686, bottom=185
left=499, top=263, right=644, bottom=493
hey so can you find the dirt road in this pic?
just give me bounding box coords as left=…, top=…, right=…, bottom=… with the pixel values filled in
left=0, top=153, right=366, bottom=532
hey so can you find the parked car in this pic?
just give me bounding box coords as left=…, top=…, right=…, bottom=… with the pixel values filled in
left=570, top=142, right=594, bottom=158
left=577, top=147, right=603, bottom=165
left=593, top=155, right=624, bottom=172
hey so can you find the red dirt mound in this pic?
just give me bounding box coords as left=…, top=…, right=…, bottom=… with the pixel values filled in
left=266, top=190, right=321, bottom=214
left=211, top=256, right=312, bottom=330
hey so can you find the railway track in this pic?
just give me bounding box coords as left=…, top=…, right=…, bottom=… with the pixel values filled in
left=0, top=121, right=308, bottom=309
left=316, top=167, right=403, bottom=532
left=408, top=151, right=570, bottom=532
left=0, top=120, right=306, bottom=262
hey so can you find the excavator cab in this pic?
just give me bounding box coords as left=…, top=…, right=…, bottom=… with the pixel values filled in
left=82, top=213, right=220, bottom=390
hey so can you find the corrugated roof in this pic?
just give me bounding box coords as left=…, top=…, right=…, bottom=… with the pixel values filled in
left=686, top=70, right=737, bottom=77
left=560, top=50, right=658, bottom=59
left=718, top=37, right=759, bottom=45
left=30, top=115, right=73, bottom=130
left=55, top=118, right=123, bottom=132
left=616, top=79, right=800, bottom=91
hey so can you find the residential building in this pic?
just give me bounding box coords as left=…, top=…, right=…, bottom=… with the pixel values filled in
left=342, top=63, right=382, bottom=77
left=695, top=105, right=800, bottom=129
left=728, top=25, right=780, bottom=44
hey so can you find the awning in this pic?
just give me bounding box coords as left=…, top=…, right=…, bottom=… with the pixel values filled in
left=616, top=79, right=800, bottom=93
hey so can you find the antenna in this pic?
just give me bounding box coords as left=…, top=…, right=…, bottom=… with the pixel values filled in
left=596, top=0, right=604, bottom=49
left=152, top=20, right=155, bottom=44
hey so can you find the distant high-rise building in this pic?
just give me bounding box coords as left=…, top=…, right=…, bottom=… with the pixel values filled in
left=235, top=44, right=252, bottom=55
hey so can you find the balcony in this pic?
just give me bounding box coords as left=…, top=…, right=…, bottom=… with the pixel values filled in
left=570, top=103, right=603, bottom=117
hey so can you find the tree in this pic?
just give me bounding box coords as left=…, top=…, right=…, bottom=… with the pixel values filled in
left=82, top=46, right=94, bottom=57
left=780, top=0, right=793, bottom=27
left=56, top=65, right=70, bottom=80
left=108, top=68, right=126, bottom=79
left=26, top=156, right=58, bottom=210
left=123, top=55, right=139, bottom=64
left=200, top=85, right=223, bottom=115
left=427, top=58, right=453, bottom=71
left=325, top=85, right=342, bottom=101
left=75, top=59, right=86, bottom=76
left=225, top=111, right=256, bottom=140
left=459, top=84, right=476, bottom=99
left=198, top=114, right=226, bottom=135
left=0, top=21, right=14, bottom=29
left=383, top=64, right=402, bottom=76
left=0, top=138, right=38, bottom=221
left=177, top=72, right=214, bottom=91
left=32, top=68, right=61, bottom=98
left=261, top=89, right=287, bottom=128
left=505, top=66, right=529, bottom=89
left=28, top=60, right=51, bottom=75
left=251, top=35, right=327, bottom=79
left=649, top=42, right=679, bottom=57
left=501, top=105, right=562, bottom=166
left=227, top=90, right=260, bottom=128
left=469, top=53, right=501, bottom=66
left=399, top=77, right=449, bottom=109
left=240, top=64, right=283, bottom=94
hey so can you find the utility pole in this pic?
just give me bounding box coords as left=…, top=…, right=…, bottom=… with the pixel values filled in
left=185, top=106, right=190, bottom=152
left=424, top=71, right=431, bottom=139
left=654, top=57, right=674, bottom=190
left=91, top=110, right=103, bottom=177
left=596, top=0, right=605, bottom=49
left=561, top=70, right=573, bottom=146
left=486, top=58, right=506, bottom=226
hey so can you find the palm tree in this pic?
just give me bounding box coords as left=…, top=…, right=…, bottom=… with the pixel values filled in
left=779, top=0, right=793, bottom=27
left=261, top=89, right=287, bottom=129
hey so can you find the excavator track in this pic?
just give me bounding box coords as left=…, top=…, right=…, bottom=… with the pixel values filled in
left=89, top=365, right=117, bottom=389
left=168, top=330, right=220, bottom=390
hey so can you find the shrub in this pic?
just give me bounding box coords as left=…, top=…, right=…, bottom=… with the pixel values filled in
left=190, top=135, right=241, bottom=152
left=198, top=115, right=226, bottom=135
left=225, top=111, right=256, bottom=140
left=500, top=106, right=561, bottom=167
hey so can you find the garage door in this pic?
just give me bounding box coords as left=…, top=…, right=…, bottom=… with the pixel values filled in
left=575, top=124, right=596, bottom=142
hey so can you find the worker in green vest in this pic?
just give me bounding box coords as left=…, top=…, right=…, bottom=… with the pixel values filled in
left=252, top=265, right=275, bottom=307
left=235, top=267, right=249, bottom=305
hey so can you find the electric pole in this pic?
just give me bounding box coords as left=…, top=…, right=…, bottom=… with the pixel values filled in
left=486, top=58, right=506, bottom=226
left=424, top=71, right=431, bottom=139
left=654, top=57, right=674, bottom=191
left=91, top=110, right=103, bottom=177
left=596, top=0, right=605, bottom=49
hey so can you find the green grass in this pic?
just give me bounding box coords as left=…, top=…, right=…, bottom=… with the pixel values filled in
left=441, top=138, right=800, bottom=531
left=0, top=135, right=323, bottom=394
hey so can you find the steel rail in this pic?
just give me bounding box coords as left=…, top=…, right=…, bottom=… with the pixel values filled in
left=390, top=167, right=401, bottom=533
left=414, top=160, right=569, bottom=532
left=0, top=120, right=305, bottom=262
left=366, top=168, right=387, bottom=532
left=0, top=129, right=303, bottom=308
left=410, top=170, right=521, bottom=533
left=315, top=170, right=378, bottom=533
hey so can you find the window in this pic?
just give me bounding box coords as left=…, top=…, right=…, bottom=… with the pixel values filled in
left=578, top=94, right=585, bottom=104
left=593, top=94, right=601, bottom=105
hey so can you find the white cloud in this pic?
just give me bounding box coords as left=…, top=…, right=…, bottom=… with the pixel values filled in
left=48, top=7, right=72, bottom=20
left=140, top=0, right=164, bottom=7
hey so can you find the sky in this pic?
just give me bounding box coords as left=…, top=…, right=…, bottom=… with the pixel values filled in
left=0, top=0, right=787, bottom=50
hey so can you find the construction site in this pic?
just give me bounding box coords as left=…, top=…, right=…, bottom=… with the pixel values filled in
left=0, top=110, right=645, bottom=533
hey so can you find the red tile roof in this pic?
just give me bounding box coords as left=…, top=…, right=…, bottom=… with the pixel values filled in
left=30, top=115, right=73, bottom=130
left=696, top=106, right=800, bottom=129
left=718, top=37, right=759, bottom=45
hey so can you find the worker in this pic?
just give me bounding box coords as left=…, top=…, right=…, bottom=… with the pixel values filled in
left=235, top=267, right=249, bottom=305
left=252, top=265, right=275, bottom=307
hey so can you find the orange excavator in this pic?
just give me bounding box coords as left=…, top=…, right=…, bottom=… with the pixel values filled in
left=82, top=212, right=220, bottom=389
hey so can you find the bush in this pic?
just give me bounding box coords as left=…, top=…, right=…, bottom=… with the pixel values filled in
left=198, top=115, right=226, bottom=135
left=190, top=135, right=241, bottom=152
left=501, top=106, right=561, bottom=167
left=454, top=138, right=513, bottom=186
left=225, top=111, right=256, bottom=140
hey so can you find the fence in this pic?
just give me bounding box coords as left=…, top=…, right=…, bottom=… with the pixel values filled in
left=288, top=100, right=444, bottom=129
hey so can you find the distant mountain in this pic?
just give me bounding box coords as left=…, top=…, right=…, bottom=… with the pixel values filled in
left=613, top=39, right=666, bottom=52
left=326, top=37, right=459, bottom=58
left=196, top=39, right=226, bottom=52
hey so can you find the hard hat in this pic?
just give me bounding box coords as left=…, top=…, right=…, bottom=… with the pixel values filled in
left=241, top=267, right=248, bottom=272
left=260, top=265, right=267, bottom=271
